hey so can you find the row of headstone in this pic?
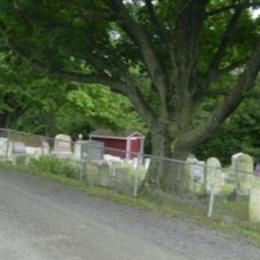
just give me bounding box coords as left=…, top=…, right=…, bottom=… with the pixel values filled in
left=0, top=136, right=50, bottom=163
left=51, top=134, right=105, bottom=161
left=231, top=154, right=260, bottom=222
left=185, top=152, right=260, bottom=222
left=185, top=152, right=256, bottom=196
left=186, top=154, right=223, bottom=195
left=1, top=133, right=106, bottom=162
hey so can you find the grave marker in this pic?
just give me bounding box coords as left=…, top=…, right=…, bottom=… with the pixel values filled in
left=206, top=157, right=222, bottom=195
left=81, top=141, right=104, bottom=161
left=232, top=152, right=254, bottom=194
left=52, top=134, right=72, bottom=159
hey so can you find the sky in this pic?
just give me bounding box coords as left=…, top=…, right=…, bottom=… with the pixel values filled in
left=252, top=8, right=260, bottom=19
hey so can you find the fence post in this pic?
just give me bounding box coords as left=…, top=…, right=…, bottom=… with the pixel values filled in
left=157, top=154, right=163, bottom=189
left=5, top=129, right=10, bottom=162
left=203, top=163, right=207, bottom=197
left=133, top=154, right=141, bottom=197
left=207, top=167, right=216, bottom=218
left=79, top=141, right=84, bottom=180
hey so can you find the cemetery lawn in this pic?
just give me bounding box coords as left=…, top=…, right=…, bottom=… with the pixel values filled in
left=2, top=161, right=260, bottom=247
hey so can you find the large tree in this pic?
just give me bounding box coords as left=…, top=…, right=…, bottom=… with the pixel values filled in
left=0, top=0, right=259, bottom=190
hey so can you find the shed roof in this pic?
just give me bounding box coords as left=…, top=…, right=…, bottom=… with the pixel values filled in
left=90, top=129, right=144, bottom=139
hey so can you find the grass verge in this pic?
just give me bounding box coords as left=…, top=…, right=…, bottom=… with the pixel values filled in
left=1, top=161, right=260, bottom=247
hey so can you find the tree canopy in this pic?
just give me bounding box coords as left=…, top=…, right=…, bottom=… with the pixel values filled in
left=0, top=50, right=144, bottom=136
left=0, top=0, right=259, bottom=190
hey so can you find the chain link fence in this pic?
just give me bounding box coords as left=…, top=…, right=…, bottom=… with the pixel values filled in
left=0, top=128, right=260, bottom=225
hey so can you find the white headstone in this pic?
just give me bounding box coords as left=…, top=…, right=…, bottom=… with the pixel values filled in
left=206, top=157, right=222, bottom=194
left=232, top=152, right=254, bottom=174
left=232, top=152, right=254, bottom=193
left=12, top=142, right=26, bottom=154
left=249, top=187, right=260, bottom=222
left=74, top=135, right=84, bottom=159
left=41, top=140, right=50, bottom=155
left=74, top=141, right=82, bottom=159
left=186, top=155, right=205, bottom=181
left=0, top=137, right=7, bottom=157
left=52, top=134, right=72, bottom=159
left=26, top=146, right=42, bottom=156
left=104, top=154, right=122, bottom=163
left=185, top=155, right=205, bottom=193
left=54, top=134, right=72, bottom=152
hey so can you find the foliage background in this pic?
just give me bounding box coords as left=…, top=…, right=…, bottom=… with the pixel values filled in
left=0, top=1, right=259, bottom=165
left=0, top=60, right=259, bottom=165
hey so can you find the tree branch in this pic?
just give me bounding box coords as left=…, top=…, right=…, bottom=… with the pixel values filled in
left=207, top=1, right=260, bottom=16
left=174, top=1, right=208, bottom=69
left=207, top=6, right=245, bottom=81
left=144, top=0, right=157, bottom=22
left=176, top=0, right=195, bottom=17
left=143, top=0, right=175, bottom=72
left=209, top=59, right=246, bottom=82
left=12, top=0, right=35, bottom=27
left=1, top=20, right=155, bottom=125
left=52, top=71, right=154, bottom=124
left=109, top=0, right=168, bottom=99
left=180, top=40, right=260, bottom=149
left=171, top=0, right=208, bottom=97
left=124, top=77, right=155, bottom=124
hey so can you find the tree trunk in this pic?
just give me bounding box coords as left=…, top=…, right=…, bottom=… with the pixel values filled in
left=142, top=121, right=191, bottom=194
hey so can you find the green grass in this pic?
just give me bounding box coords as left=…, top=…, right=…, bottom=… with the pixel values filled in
left=2, top=160, right=260, bottom=247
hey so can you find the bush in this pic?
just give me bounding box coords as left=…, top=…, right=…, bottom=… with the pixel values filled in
left=29, top=156, right=80, bottom=179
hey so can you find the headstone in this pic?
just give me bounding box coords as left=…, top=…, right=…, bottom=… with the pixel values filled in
left=0, top=137, right=13, bottom=161
left=74, top=134, right=83, bottom=160
left=249, top=188, right=260, bottom=222
left=84, top=163, right=99, bottom=185
left=104, top=154, right=122, bottom=163
left=97, top=163, right=110, bottom=187
left=191, top=161, right=205, bottom=180
left=52, top=134, right=72, bottom=159
left=0, top=137, right=7, bottom=157
left=12, top=142, right=26, bottom=154
left=11, top=142, right=28, bottom=165
left=26, top=146, right=42, bottom=158
left=81, top=141, right=104, bottom=161
left=41, top=140, right=50, bottom=155
left=232, top=152, right=254, bottom=193
left=206, top=157, right=222, bottom=194
left=186, top=155, right=205, bottom=180
left=54, top=134, right=72, bottom=153
left=185, top=155, right=205, bottom=194
left=74, top=141, right=82, bottom=159
left=232, top=152, right=254, bottom=174
left=115, top=167, right=131, bottom=194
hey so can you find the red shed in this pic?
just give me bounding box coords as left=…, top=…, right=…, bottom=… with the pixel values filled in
left=89, top=129, right=144, bottom=160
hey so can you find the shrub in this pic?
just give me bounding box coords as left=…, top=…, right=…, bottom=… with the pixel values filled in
left=29, top=156, right=80, bottom=179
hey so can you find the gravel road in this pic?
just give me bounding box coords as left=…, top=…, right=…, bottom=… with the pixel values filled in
left=1, top=168, right=260, bottom=260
